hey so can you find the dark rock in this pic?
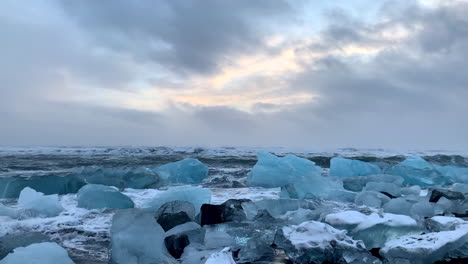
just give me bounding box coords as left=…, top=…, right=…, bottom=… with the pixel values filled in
left=429, top=189, right=465, bottom=203
left=200, top=199, right=250, bottom=226
left=380, top=192, right=396, bottom=199
left=156, top=200, right=196, bottom=220
left=370, top=248, right=383, bottom=260
left=157, top=211, right=192, bottom=231
left=164, top=234, right=189, bottom=259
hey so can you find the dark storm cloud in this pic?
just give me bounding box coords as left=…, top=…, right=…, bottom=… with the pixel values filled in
left=59, top=0, right=294, bottom=75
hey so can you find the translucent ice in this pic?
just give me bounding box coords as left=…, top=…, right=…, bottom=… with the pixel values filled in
left=325, top=211, right=421, bottom=249
left=342, top=174, right=404, bottom=192
left=275, top=221, right=380, bottom=264
left=386, top=156, right=449, bottom=186
left=0, top=242, right=74, bottom=264
left=143, top=186, right=211, bottom=213
left=18, top=187, right=63, bottom=217
left=383, top=198, right=414, bottom=215
left=78, top=166, right=161, bottom=189
left=247, top=152, right=323, bottom=188
left=363, top=182, right=401, bottom=197
left=380, top=224, right=468, bottom=264
left=155, top=158, right=209, bottom=184
left=242, top=199, right=318, bottom=220
left=205, top=247, right=236, bottom=264
left=0, top=174, right=85, bottom=199
left=426, top=216, right=466, bottom=232
left=76, top=184, right=134, bottom=210
left=329, top=157, right=381, bottom=177
left=280, top=178, right=355, bottom=202
left=435, top=165, right=468, bottom=183
left=110, top=209, right=177, bottom=264
left=354, top=191, right=391, bottom=208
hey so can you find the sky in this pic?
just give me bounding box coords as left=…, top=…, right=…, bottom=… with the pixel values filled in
left=1, top=0, right=467, bottom=150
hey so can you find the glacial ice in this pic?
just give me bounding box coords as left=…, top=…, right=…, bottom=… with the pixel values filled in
left=363, top=182, right=401, bottom=197
left=142, top=186, right=211, bottom=213
left=342, top=174, right=404, bottom=192
left=0, top=232, right=50, bottom=260
left=76, top=184, right=134, bottom=209
left=435, top=165, right=468, bottom=183
left=0, top=242, right=74, bottom=264
left=324, top=211, right=421, bottom=248
left=383, top=197, right=414, bottom=215
left=426, top=216, right=466, bottom=232
left=78, top=166, right=161, bottom=189
left=204, top=247, right=236, bottom=264
left=329, top=157, right=381, bottom=177
left=280, top=178, right=356, bottom=202
left=247, top=152, right=323, bottom=187
left=110, top=209, right=177, bottom=264
left=155, top=158, right=209, bottom=184
left=18, top=187, right=63, bottom=217
left=386, top=156, right=449, bottom=186
left=242, top=199, right=318, bottom=220
left=0, top=174, right=85, bottom=199
left=354, top=191, right=390, bottom=208
left=275, top=221, right=380, bottom=264
left=380, top=224, right=468, bottom=264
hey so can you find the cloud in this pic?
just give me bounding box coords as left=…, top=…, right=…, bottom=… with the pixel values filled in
left=59, top=0, right=296, bottom=75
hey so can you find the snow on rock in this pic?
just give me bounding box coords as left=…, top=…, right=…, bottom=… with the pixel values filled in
left=380, top=224, right=468, bottom=264
left=205, top=247, right=236, bottom=264
left=0, top=242, right=74, bottom=264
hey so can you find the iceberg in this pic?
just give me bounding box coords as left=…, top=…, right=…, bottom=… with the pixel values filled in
left=76, top=184, right=134, bottom=210
left=110, top=209, right=177, bottom=264
left=324, top=211, right=422, bottom=249
left=380, top=224, right=468, bottom=264
left=0, top=174, right=85, bottom=199
left=247, top=152, right=323, bottom=188
left=142, top=186, right=211, bottom=213
left=280, top=178, right=355, bottom=202
left=0, top=242, right=74, bottom=264
left=155, top=158, right=209, bottom=184
left=342, top=174, right=404, bottom=192
left=18, top=187, right=63, bottom=217
left=386, top=156, right=449, bottom=186
left=329, top=157, right=381, bottom=177
left=274, top=221, right=380, bottom=264
left=78, top=166, right=161, bottom=189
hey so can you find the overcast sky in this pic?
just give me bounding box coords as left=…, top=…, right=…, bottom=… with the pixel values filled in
left=1, top=0, right=467, bottom=150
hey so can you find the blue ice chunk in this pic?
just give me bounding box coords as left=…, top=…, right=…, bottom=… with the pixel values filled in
left=280, top=178, right=356, bottom=202
left=142, top=186, right=211, bottom=213
left=247, top=152, right=323, bottom=188
left=329, top=157, right=381, bottom=178
left=78, top=166, right=161, bottom=189
left=386, top=156, right=449, bottom=186
left=77, top=184, right=134, bottom=210
left=435, top=165, right=468, bottom=184
left=155, top=158, right=208, bottom=184
left=18, top=187, right=63, bottom=217
left=110, top=209, right=177, bottom=264
left=0, top=242, right=74, bottom=264
left=0, top=175, right=85, bottom=199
